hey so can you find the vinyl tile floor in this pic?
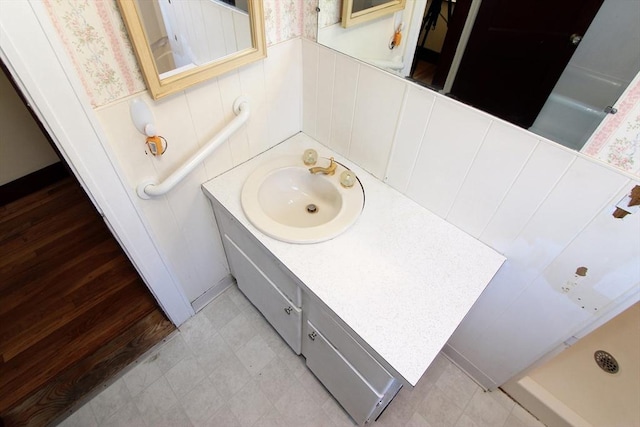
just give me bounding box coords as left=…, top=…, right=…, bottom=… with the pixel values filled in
left=57, top=284, right=546, bottom=427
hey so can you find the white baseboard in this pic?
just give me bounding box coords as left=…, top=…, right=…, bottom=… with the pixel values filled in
left=190, top=274, right=235, bottom=313
left=442, top=343, right=498, bottom=390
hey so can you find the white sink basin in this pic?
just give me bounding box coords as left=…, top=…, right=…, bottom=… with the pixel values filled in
left=241, top=155, right=364, bottom=243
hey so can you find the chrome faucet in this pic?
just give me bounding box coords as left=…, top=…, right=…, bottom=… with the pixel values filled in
left=309, top=157, right=337, bottom=176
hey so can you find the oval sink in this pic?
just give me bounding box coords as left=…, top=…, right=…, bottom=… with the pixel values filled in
left=241, top=155, right=364, bottom=243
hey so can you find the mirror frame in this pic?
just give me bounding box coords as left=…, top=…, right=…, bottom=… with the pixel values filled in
left=342, top=0, right=407, bottom=28
left=117, top=0, right=266, bottom=100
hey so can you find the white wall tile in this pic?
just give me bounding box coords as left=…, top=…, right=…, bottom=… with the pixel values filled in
left=349, top=64, right=406, bottom=178
left=385, top=84, right=435, bottom=192
left=138, top=194, right=205, bottom=301
left=480, top=142, right=576, bottom=253
left=146, top=92, right=201, bottom=178
left=316, top=47, right=336, bottom=144
left=217, top=70, right=251, bottom=165
left=448, top=158, right=631, bottom=386
left=264, top=39, right=303, bottom=147
left=301, top=40, right=318, bottom=138
left=542, top=181, right=639, bottom=303
left=406, top=98, right=492, bottom=218
left=238, top=60, right=269, bottom=157
left=446, top=122, right=538, bottom=237
left=509, top=157, right=630, bottom=276
left=184, top=77, right=234, bottom=179
left=328, top=53, right=359, bottom=157
left=461, top=274, right=592, bottom=385
left=471, top=157, right=629, bottom=325
left=166, top=168, right=229, bottom=300
left=94, top=94, right=158, bottom=186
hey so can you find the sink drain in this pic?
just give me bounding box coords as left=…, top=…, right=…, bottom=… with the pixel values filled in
left=306, top=204, right=318, bottom=214
left=594, top=350, right=619, bottom=374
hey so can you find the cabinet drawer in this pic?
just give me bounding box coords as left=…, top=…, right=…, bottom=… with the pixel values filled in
left=307, top=304, right=394, bottom=396
left=305, top=321, right=381, bottom=425
left=214, top=205, right=302, bottom=307
left=223, top=234, right=302, bottom=354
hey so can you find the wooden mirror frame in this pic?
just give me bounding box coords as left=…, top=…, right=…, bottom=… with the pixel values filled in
left=341, top=0, right=406, bottom=28
left=117, top=0, right=266, bottom=100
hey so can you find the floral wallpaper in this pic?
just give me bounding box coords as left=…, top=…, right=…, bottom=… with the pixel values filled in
left=582, top=72, right=640, bottom=177
left=43, top=0, right=146, bottom=107
left=302, top=0, right=319, bottom=41
left=43, top=0, right=314, bottom=107
left=318, top=0, right=341, bottom=29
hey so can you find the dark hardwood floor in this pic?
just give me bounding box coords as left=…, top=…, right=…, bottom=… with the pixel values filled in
left=0, top=177, right=175, bottom=426
left=411, top=60, right=438, bottom=87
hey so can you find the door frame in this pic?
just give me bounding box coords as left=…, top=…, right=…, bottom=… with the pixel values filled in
left=0, top=1, right=193, bottom=326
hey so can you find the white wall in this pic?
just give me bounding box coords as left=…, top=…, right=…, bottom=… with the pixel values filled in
left=94, top=39, right=302, bottom=303
left=0, top=66, right=59, bottom=185
left=302, top=39, right=640, bottom=389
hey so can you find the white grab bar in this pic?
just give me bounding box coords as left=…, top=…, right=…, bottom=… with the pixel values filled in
left=137, top=97, right=250, bottom=199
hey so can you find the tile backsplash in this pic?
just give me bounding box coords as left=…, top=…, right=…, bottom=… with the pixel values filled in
left=302, top=39, right=639, bottom=388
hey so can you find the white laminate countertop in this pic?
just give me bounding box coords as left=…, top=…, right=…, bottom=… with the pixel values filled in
left=202, top=133, right=505, bottom=386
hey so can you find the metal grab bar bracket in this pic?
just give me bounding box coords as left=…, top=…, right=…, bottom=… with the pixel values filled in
left=136, top=96, right=249, bottom=199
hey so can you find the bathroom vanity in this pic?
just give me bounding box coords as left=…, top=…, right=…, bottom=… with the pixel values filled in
left=202, top=133, right=505, bottom=425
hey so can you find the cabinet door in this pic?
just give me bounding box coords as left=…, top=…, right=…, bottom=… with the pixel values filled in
left=214, top=205, right=302, bottom=306
left=306, top=303, right=396, bottom=396
left=305, top=321, right=382, bottom=425
left=223, top=234, right=302, bottom=354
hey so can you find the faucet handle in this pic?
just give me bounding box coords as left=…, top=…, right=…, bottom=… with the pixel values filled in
left=303, top=149, right=318, bottom=165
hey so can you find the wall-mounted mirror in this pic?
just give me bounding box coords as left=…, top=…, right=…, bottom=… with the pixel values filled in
left=342, top=0, right=407, bottom=27
left=118, top=0, right=266, bottom=100
left=319, top=0, right=640, bottom=154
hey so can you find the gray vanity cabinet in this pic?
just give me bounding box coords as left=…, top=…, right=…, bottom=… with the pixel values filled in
left=211, top=202, right=402, bottom=425
left=214, top=204, right=303, bottom=354
left=305, top=321, right=400, bottom=425
left=304, top=303, right=402, bottom=425
left=222, top=234, right=302, bottom=354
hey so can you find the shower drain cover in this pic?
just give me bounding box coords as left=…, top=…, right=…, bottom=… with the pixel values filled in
left=594, top=350, right=619, bottom=374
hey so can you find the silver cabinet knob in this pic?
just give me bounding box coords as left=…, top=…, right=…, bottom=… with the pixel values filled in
left=308, top=331, right=317, bottom=341
left=604, top=106, right=618, bottom=114
left=284, top=306, right=293, bottom=315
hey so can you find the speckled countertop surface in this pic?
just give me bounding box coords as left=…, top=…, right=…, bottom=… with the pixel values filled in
left=202, top=133, right=505, bottom=386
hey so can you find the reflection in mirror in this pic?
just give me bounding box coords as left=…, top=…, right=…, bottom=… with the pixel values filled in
left=135, top=0, right=251, bottom=76
left=352, top=0, right=396, bottom=13
left=118, top=0, right=265, bottom=99
left=342, top=0, right=407, bottom=27
left=318, top=0, right=640, bottom=153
